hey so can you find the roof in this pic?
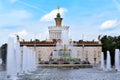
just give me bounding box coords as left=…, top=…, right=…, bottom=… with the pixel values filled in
left=20, top=40, right=102, bottom=47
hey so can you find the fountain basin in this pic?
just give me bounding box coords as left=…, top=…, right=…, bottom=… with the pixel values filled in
left=38, top=64, right=93, bottom=68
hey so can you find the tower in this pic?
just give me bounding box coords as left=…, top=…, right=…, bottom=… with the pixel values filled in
left=54, top=6, right=63, bottom=26
left=48, top=7, right=69, bottom=40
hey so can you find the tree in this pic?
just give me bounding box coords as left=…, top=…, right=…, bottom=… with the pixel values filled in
left=0, top=43, right=7, bottom=64
left=100, top=35, right=120, bottom=66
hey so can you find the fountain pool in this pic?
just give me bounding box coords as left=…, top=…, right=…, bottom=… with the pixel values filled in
left=1, top=67, right=120, bottom=80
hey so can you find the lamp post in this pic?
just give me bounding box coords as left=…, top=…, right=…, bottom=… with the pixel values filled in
left=38, top=51, right=41, bottom=62
left=82, top=34, right=84, bottom=61
left=34, top=34, right=36, bottom=51
left=34, top=34, right=37, bottom=64
left=82, top=44, right=84, bottom=61
left=86, top=51, right=88, bottom=61
left=94, top=50, right=96, bottom=65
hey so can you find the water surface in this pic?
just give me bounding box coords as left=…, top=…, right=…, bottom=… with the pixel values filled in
left=1, top=67, right=120, bottom=80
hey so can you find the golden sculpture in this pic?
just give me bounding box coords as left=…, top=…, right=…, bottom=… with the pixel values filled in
left=57, top=6, right=60, bottom=13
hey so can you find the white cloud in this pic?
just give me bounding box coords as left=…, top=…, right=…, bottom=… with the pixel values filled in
left=100, top=19, right=120, bottom=30
left=10, top=30, right=28, bottom=38
left=0, top=10, right=33, bottom=27
left=17, top=30, right=28, bottom=36
left=40, top=8, right=67, bottom=22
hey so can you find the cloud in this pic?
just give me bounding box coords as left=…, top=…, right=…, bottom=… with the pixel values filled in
left=100, top=19, right=120, bottom=30
left=10, top=30, right=28, bottom=37
left=17, top=30, right=28, bottom=36
left=40, top=8, right=67, bottom=22
left=0, top=10, right=33, bottom=27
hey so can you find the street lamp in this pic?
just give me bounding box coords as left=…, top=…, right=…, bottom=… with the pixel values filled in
left=94, top=50, right=96, bottom=65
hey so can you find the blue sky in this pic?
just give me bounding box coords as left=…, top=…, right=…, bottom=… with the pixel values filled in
left=0, top=0, right=120, bottom=46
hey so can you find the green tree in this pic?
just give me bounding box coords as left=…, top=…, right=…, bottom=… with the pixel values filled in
left=115, top=36, right=120, bottom=49
left=100, top=35, right=120, bottom=65
left=0, top=43, right=7, bottom=64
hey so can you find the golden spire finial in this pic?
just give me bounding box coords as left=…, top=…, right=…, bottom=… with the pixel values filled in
left=57, top=6, right=60, bottom=13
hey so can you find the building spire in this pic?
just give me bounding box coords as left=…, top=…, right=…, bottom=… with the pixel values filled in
left=57, top=6, right=60, bottom=13
left=55, top=6, right=63, bottom=26
left=56, top=6, right=61, bottom=18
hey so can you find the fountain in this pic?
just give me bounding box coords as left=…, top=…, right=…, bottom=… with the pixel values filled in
left=22, top=46, right=28, bottom=73
left=100, top=52, right=105, bottom=70
left=115, top=49, right=120, bottom=71
left=0, top=48, right=2, bottom=65
left=52, top=30, right=78, bottom=62
left=15, top=41, right=21, bottom=74
left=5, top=37, right=37, bottom=80
left=0, top=58, right=3, bottom=71
left=100, top=49, right=120, bottom=72
left=28, top=49, right=32, bottom=72
left=32, top=52, right=37, bottom=71
left=106, top=51, right=111, bottom=71
left=22, top=46, right=37, bottom=74
left=27, top=49, right=36, bottom=72
left=6, top=37, right=17, bottom=79
left=0, top=58, right=2, bottom=65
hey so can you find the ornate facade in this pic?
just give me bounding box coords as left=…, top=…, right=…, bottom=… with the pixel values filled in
left=20, top=41, right=101, bottom=64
